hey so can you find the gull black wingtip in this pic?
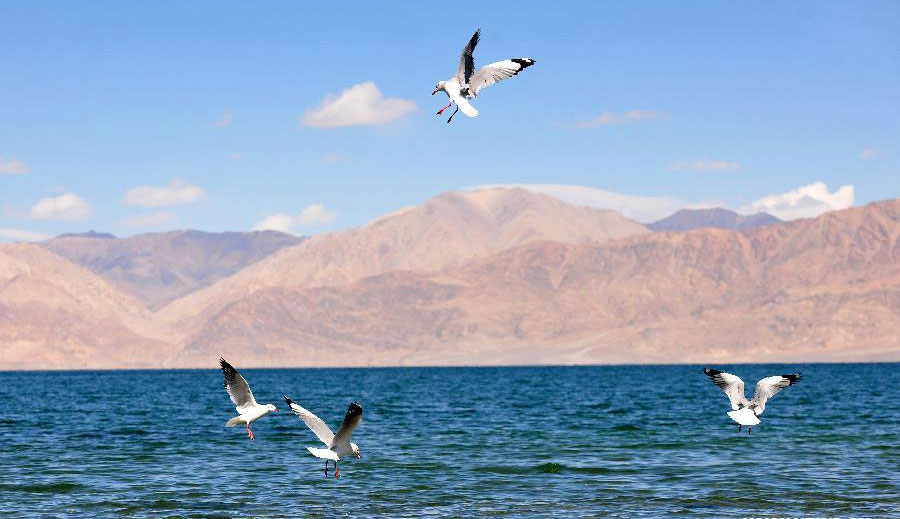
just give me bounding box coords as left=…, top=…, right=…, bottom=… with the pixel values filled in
left=282, top=394, right=295, bottom=407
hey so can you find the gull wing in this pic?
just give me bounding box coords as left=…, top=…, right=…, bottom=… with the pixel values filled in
left=283, top=395, right=334, bottom=447
left=751, top=374, right=802, bottom=415
left=467, top=58, right=535, bottom=97
left=703, top=368, right=749, bottom=411
left=455, top=29, right=480, bottom=86
left=220, top=358, right=257, bottom=411
left=331, top=402, right=363, bottom=449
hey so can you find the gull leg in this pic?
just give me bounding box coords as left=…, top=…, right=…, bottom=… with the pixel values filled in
left=436, top=102, right=452, bottom=115
left=335, top=462, right=340, bottom=479
left=748, top=426, right=752, bottom=435
left=246, top=424, right=254, bottom=440
left=324, top=459, right=329, bottom=477
left=738, top=425, right=741, bottom=434
left=447, top=106, right=459, bottom=124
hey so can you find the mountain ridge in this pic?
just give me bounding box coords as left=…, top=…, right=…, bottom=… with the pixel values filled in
left=648, top=207, right=782, bottom=231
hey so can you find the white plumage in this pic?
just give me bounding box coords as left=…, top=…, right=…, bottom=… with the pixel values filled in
left=220, top=358, right=278, bottom=440
left=283, top=395, right=362, bottom=478
left=703, top=368, right=802, bottom=434
left=432, top=29, right=535, bottom=123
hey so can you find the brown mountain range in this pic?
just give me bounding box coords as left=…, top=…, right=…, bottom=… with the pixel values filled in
left=0, top=190, right=897, bottom=369
left=42, top=229, right=301, bottom=309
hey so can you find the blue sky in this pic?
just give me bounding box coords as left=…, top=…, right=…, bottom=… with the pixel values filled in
left=1, top=1, right=898, bottom=240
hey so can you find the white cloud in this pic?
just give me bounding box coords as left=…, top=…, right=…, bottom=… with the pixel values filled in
left=28, top=193, right=92, bottom=220
left=741, top=182, right=854, bottom=220
left=123, top=178, right=204, bottom=207
left=253, top=213, right=295, bottom=233
left=297, top=203, right=337, bottom=226
left=212, top=111, right=233, bottom=128
left=0, top=157, right=29, bottom=175
left=120, top=212, right=176, bottom=228
left=470, top=183, right=694, bottom=223
left=254, top=203, right=337, bottom=233
left=576, top=110, right=667, bottom=128
left=323, top=153, right=343, bottom=163
left=0, top=228, right=50, bottom=242
left=860, top=148, right=882, bottom=159
left=301, top=82, right=416, bottom=128
left=668, top=159, right=741, bottom=172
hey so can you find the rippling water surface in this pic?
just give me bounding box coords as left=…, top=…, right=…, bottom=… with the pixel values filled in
left=1, top=364, right=898, bottom=518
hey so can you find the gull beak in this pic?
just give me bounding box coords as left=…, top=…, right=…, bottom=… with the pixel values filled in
left=432, top=88, right=438, bottom=95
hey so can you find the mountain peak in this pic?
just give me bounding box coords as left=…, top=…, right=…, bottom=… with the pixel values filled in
left=56, top=230, right=117, bottom=239
left=648, top=207, right=781, bottom=232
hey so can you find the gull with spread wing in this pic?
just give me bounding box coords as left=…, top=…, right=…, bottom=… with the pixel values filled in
left=432, top=29, right=535, bottom=123
left=220, top=358, right=278, bottom=440
left=703, top=368, right=802, bottom=434
left=283, top=395, right=362, bottom=478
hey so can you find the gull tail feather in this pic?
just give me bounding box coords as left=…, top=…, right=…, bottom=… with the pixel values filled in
left=226, top=416, right=243, bottom=427
left=455, top=97, right=479, bottom=117
left=308, top=447, right=340, bottom=461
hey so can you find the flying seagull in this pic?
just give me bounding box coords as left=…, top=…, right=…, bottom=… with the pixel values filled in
left=703, top=368, right=802, bottom=434
left=283, top=395, right=362, bottom=478
left=219, top=358, right=278, bottom=440
left=432, top=29, right=535, bottom=123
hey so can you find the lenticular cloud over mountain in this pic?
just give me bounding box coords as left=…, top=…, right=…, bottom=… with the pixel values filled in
left=469, top=183, right=689, bottom=222
left=741, top=182, right=854, bottom=220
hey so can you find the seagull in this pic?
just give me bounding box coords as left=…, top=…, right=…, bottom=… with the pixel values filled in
left=432, top=29, right=535, bottom=123
left=283, top=395, right=362, bottom=478
left=703, top=368, right=802, bottom=434
left=219, top=358, right=278, bottom=440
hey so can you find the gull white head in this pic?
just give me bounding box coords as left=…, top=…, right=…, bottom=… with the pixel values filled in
left=266, top=403, right=278, bottom=412
left=351, top=443, right=361, bottom=459
left=432, top=81, right=446, bottom=96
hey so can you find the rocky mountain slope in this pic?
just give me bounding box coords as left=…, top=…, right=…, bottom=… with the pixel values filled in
left=1, top=191, right=896, bottom=369
left=42, top=230, right=302, bottom=309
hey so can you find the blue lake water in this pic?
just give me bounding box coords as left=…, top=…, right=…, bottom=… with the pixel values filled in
left=1, top=364, right=898, bottom=518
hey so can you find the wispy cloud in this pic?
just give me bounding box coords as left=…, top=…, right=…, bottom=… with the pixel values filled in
left=301, top=82, right=416, bottom=128
left=226, top=152, right=242, bottom=160
left=323, top=153, right=343, bottom=163
left=0, top=157, right=30, bottom=175
left=860, top=148, right=882, bottom=159
left=0, top=228, right=51, bottom=242
left=120, top=211, right=176, bottom=228
left=28, top=193, right=92, bottom=220
left=575, top=110, right=667, bottom=129
left=741, top=182, right=854, bottom=220
left=668, top=159, right=741, bottom=172
left=123, top=178, right=204, bottom=207
left=253, top=203, right=337, bottom=233
left=469, top=183, right=702, bottom=223
left=211, top=111, right=233, bottom=128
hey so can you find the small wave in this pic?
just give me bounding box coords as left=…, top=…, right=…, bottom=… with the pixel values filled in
left=1, top=481, right=82, bottom=493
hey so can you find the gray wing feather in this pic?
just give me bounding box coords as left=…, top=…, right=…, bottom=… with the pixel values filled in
left=283, top=395, right=335, bottom=446
left=703, top=368, right=749, bottom=411
left=331, top=402, right=363, bottom=448
left=220, top=358, right=257, bottom=411
left=466, top=58, right=535, bottom=97
left=751, top=374, right=801, bottom=415
left=455, top=29, right=480, bottom=86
